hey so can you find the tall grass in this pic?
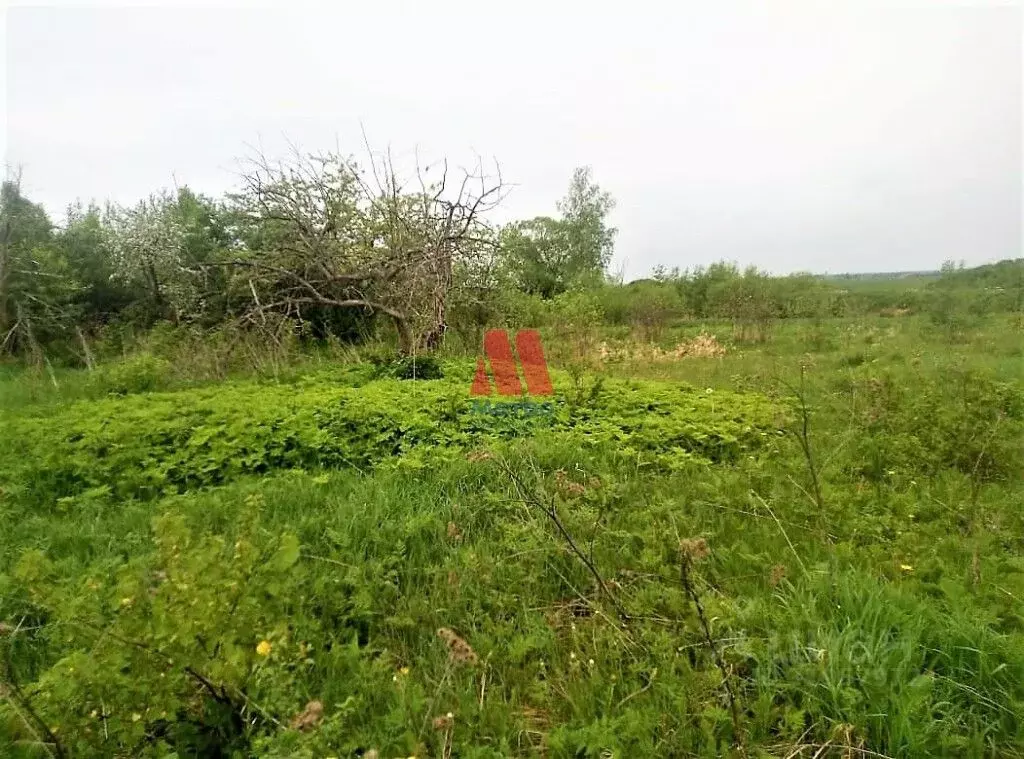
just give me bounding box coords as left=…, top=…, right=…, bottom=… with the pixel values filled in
left=1, top=313, right=1022, bottom=757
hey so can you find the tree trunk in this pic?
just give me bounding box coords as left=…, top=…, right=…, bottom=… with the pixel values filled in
left=394, top=314, right=415, bottom=356
left=419, top=296, right=447, bottom=351
left=418, top=246, right=453, bottom=351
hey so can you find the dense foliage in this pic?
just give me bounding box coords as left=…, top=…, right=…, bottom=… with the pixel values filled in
left=5, top=157, right=1020, bottom=365
left=1, top=374, right=777, bottom=508
left=2, top=307, right=1023, bottom=757
left=2, top=150, right=1023, bottom=757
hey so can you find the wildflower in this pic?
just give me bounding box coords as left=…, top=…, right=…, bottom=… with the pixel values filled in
left=437, top=627, right=478, bottom=666
left=432, top=712, right=454, bottom=730
left=555, top=469, right=587, bottom=497
left=131, top=713, right=141, bottom=722
left=679, top=537, right=710, bottom=563
left=769, top=564, right=787, bottom=587
left=289, top=700, right=323, bottom=731
left=399, top=666, right=410, bottom=676
left=256, top=640, right=272, bottom=657
left=900, top=564, right=914, bottom=572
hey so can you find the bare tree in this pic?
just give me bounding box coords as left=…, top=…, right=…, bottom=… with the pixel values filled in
left=218, top=143, right=505, bottom=354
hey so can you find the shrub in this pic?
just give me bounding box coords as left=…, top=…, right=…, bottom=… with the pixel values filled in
left=368, top=353, right=444, bottom=381
left=0, top=375, right=779, bottom=509
left=849, top=368, right=1023, bottom=483
left=87, top=353, right=173, bottom=396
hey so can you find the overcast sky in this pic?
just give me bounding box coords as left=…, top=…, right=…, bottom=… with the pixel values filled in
left=3, top=1, right=1021, bottom=278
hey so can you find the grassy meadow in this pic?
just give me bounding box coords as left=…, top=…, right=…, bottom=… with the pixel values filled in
left=1, top=306, right=1023, bottom=757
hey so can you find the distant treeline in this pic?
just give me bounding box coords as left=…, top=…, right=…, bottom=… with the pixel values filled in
left=2, top=155, right=1021, bottom=367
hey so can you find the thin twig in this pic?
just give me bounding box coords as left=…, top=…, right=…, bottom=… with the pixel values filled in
left=680, top=553, right=743, bottom=750
left=1, top=618, right=65, bottom=758
left=419, top=660, right=452, bottom=741
left=498, top=456, right=630, bottom=622
left=780, top=744, right=894, bottom=759
left=478, top=657, right=489, bottom=710
left=750, top=491, right=808, bottom=577
left=615, top=669, right=657, bottom=709
left=782, top=365, right=825, bottom=511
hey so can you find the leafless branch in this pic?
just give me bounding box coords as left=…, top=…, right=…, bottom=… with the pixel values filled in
left=224, top=140, right=504, bottom=352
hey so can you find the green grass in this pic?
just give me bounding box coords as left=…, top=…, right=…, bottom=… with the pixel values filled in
left=1, top=314, right=1022, bottom=757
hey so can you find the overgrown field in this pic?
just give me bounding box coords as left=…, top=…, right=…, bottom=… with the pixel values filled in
left=1, top=314, right=1023, bottom=758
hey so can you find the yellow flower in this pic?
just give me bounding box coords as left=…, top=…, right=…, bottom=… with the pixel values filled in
left=256, top=640, right=272, bottom=657
left=900, top=564, right=914, bottom=572
left=131, top=713, right=141, bottom=722
left=399, top=666, right=410, bottom=676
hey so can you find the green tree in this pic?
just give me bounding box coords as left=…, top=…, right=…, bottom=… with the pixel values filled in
left=0, top=177, right=77, bottom=355
left=57, top=202, right=133, bottom=325
left=105, top=188, right=233, bottom=323
left=106, top=191, right=189, bottom=318
left=557, top=166, right=616, bottom=282
left=501, top=167, right=616, bottom=298
left=499, top=216, right=570, bottom=298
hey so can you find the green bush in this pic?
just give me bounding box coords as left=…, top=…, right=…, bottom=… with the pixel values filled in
left=368, top=353, right=444, bottom=381
left=87, top=353, right=173, bottom=396
left=848, top=367, right=1023, bottom=483
left=0, top=374, right=779, bottom=509
left=3, top=335, right=1024, bottom=757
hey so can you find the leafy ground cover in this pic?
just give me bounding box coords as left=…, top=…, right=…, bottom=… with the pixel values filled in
left=1, top=314, right=1022, bottom=758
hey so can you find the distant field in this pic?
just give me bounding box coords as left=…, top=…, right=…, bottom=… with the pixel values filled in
left=2, top=311, right=1022, bottom=758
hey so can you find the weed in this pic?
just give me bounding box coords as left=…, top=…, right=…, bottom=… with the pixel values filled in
left=1, top=312, right=1023, bottom=757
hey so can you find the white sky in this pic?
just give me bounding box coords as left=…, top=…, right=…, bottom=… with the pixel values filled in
left=3, top=1, right=1022, bottom=278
